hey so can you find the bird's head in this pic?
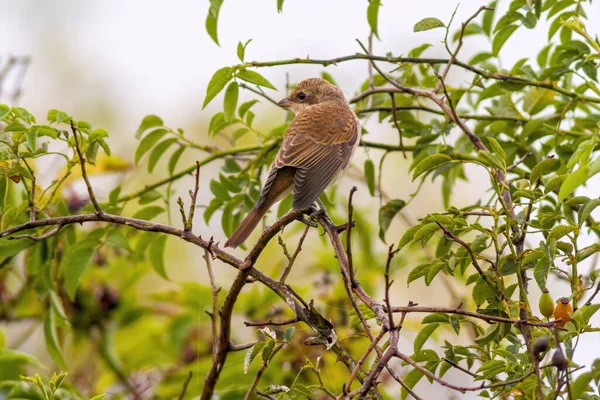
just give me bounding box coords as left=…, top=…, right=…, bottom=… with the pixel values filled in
left=278, top=78, right=346, bottom=114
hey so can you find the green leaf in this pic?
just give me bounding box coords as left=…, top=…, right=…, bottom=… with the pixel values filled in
left=205, top=0, right=224, bottom=46
left=276, top=0, right=284, bottom=12
left=50, top=290, right=70, bottom=325
left=223, top=81, right=239, bottom=122
left=0, top=175, right=8, bottom=213
left=135, top=114, right=163, bottom=139
left=210, top=179, right=231, bottom=200
left=492, top=25, right=518, bottom=56
left=425, top=261, right=445, bottom=286
left=364, top=159, right=375, bottom=196
left=530, top=158, right=559, bottom=183
left=62, top=241, right=98, bottom=300
left=236, top=69, right=276, bottom=90
left=0, top=104, right=11, bottom=120
left=414, top=323, right=439, bottom=353
left=149, top=234, right=169, bottom=279
left=284, top=327, right=295, bottom=342
left=109, top=186, right=121, bottom=205
left=378, top=199, right=406, bottom=242
left=148, top=138, right=178, bottom=173
left=90, top=395, right=106, bottom=400
left=367, top=0, right=382, bottom=39
left=237, top=39, right=252, bottom=62
left=558, top=166, right=588, bottom=201
left=412, top=154, right=452, bottom=181
left=106, top=230, right=133, bottom=252
left=44, top=311, right=67, bottom=370
left=413, top=17, right=445, bottom=32
left=401, top=368, right=425, bottom=400
left=571, top=371, right=594, bottom=399
left=478, top=150, right=506, bottom=170
left=290, top=385, right=315, bottom=399
left=485, top=137, right=505, bottom=161
left=533, top=256, right=551, bottom=290
left=135, top=128, right=168, bottom=164
left=133, top=205, right=165, bottom=221
left=579, top=198, right=600, bottom=227
left=203, top=67, right=233, bottom=109
left=262, top=339, right=275, bottom=363
left=408, top=263, right=430, bottom=285
left=238, top=99, right=259, bottom=118
left=398, top=225, right=421, bottom=250
left=168, top=146, right=186, bottom=175
left=547, top=225, right=576, bottom=243
left=523, top=87, right=555, bottom=115
left=244, top=342, right=265, bottom=374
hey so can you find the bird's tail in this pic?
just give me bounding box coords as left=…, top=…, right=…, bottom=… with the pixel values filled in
left=224, top=205, right=268, bottom=248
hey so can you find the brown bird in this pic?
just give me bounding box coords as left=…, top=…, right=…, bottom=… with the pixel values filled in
left=224, top=78, right=360, bottom=248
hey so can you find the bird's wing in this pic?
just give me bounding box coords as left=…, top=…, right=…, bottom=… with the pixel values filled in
left=273, top=105, right=359, bottom=210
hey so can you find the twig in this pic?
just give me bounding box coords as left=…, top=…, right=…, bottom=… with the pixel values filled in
left=244, top=343, right=284, bottom=400
left=70, top=120, right=102, bottom=214
left=201, top=269, right=250, bottom=400
left=177, top=371, right=193, bottom=400
left=7, top=225, right=63, bottom=241
left=279, top=224, right=310, bottom=283
left=435, top=6, right=493, bottom=92
left=507, top=152, right=533, bottom=171
left=384, top=245, right=396, bottom=329
left=390, top=305, right=562, bottom=329
left=185, top=162, right=201, bottom=231
left=346, top=187, right=357, bottom=284
left=244, top=317, right=299, bottom=327
left=435, top=222, right=503, bottom=297
left=389, top=93, right=406, bottom=159
left=343, top=329, right=386, bottom=395
left=21, top=158, right=36, bottom=221
left=204, top=249, right=221, bottom=361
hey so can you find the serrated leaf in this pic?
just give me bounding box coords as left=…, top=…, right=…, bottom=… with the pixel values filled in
left=135, top=128, right=168, bottom=164
left=558, top=166, right=588, bottom=201
left=364, top=159, right=375, bottom=196
left=530, top=158, right=559, bottom=183
left=579, top=198, right=600, bottom=226
left=244, top=342, right=265, bottom=374
left=492, top=24, right=518, bottom=56
left=478, top=150, right=506, bottom=170
left=135, top=114, right=163, bottom=139
left=414, top=17, right=445, bottom=32
left=205, top=0, right=224, bottom=46
left=44, top=311, right=67, bottom=370
left=367, top=0, right=382, bottom=39
left=223, top=81, right=239, bottom=122
left=148, top=138, right=178, bottom=173
left=412, top=154, right=452, bottom=181
left=149, top=234, right=169, bottom=279
left=203, top=67, right=233, bottom=109
left=547, top=225, right=576, bottom=243
left=533, top=256, right=551, bottom=290
left=421, top=313, right=449, bottom=324
left=408, top=263, right=430, bottom=285
left=398, top=225, right=421, bottom=250
left=425, top=261, right=445, bottom=286
left=378, top=199, right=406, bottom=242
left=0, top=176, right=8, bottom=213
left=236, top=69, right=276, bottom=90
left=414, top=323, right=439, bottom=353
left=523, top=87, right=555, bottom=115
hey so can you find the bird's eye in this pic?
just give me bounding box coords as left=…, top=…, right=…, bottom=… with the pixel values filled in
left=298, top=92, right=306, bottom=100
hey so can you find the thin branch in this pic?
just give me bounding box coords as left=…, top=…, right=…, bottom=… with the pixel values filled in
left=390, top=305, right=563, bottom=329
left=201, top=269, right=250, bottom=400
left=508, top=152, right=533, bottom=171
left=244, top=317, right=299, bottom=327
left=185, top=161, right=201, bottom=231
left=244, top=343, right=284, bottom=400
left=177, top=371, right=193, bottom=400
left=204, top=248, right=221, bottom=362
left=435, top=222, right=503, bottom=298
left=435, top=6, right=493, bottom=92
left=8, top=225, right=63, bottom=241
left=388, top=93, right=406, bottom=159
left=70, top=120, right=102, bottom=214
left=279, top=224, right=310, bottom=283
left=346, top=187, right=357, bottom=284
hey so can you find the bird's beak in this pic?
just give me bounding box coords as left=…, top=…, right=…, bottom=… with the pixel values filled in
left=278, top=97, right=292, bottom=109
